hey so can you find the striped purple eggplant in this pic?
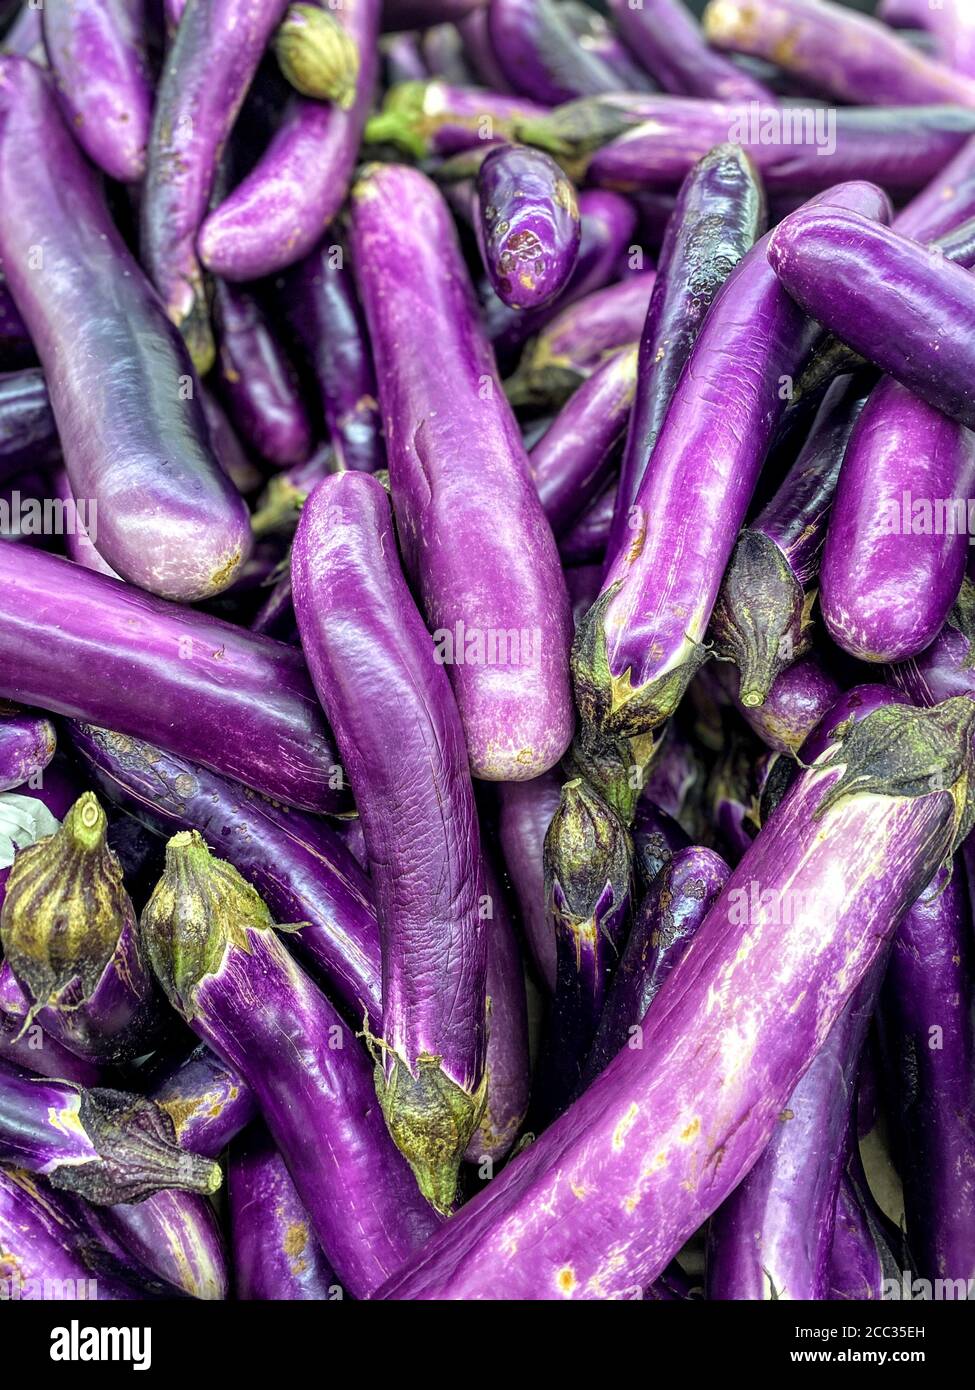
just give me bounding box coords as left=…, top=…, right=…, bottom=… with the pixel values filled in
left=0, top=706, right=55, bottom=793
left=42, top=0, right=152, bottom=183
left=609, top=0, right=772, bottom=102
left=142, top=832, right=443, bottom=1297
left=198, top=0, right=379, bottom=281
left=82, top=1188, right=227, bottom=1301
left=350, top=163, right=573, bottom=782
left=230, top=1128, right=338, bottom=1300
left=583, top=845, right=729, bottom=1088
left=376, top=698, right=975, bottom=1299
left=821, top=378, right=975, bottom=664
left=292, top=473, right=485, bottom=1213
left=712, top=375, right=866, bottom=704
left=475, top=144, right=580, bottom=310
left=365, top=78, right=544, bottom=159
left=0, top=793, right=159, bottom=1064
left=0, top=57, right=252, bottom=602
left=496, top=770, right=561, bottom=991
left=284, top=241, right=385, bottom=474
left=275, top=2, right=360, bottom=104
left=607, top=142, right=765, bottom=569
left=487, top=0, right=619, bottom=104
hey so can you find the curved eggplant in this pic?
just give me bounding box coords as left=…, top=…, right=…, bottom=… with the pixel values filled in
left=150, top=1043, right=258, bottom=1159
left=486, top=0, right=619, bottom=104
left=475, top=144, right=580, bottom=310
left=0, top=706, right=55, bottom=793
left=496, top=771, right=561, bottom=991
left=609, top=0, right=772, bottom=102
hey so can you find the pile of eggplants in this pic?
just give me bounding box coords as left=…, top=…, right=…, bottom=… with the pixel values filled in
left=0, top=0, right=973, bottom=1308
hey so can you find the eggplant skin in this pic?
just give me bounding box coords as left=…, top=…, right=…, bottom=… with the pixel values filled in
left=350, top=162, right=574, bottom=781
left=0, top=57, right=252, bottom=603
left=475, top=145, right=581, bottom=311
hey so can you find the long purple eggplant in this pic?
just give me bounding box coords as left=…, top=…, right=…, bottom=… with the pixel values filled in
left=0, top=547, right=343, bottom=814
left=350, top=163, right=573, bottom=782
left=141, top=0, right=291, bottom=371
left=631, top=795, right=690, bottom=889
left=42, top=0, right=152, bottom=183
left=712, top=375, right=866, bottom=704
left=609, top=0, right=771, bottom=102
left=0, top=793, right=160, bottom=1063
left=583, top=845, right=729, bottom=1088
left=83, top=1188, right=227, bottom=1301
left=889, top=579, right=975, bottom=706
left=487, top=0, right=619, bottom=104
left=213, top=280, right=312, bottom=469
left=0, top=57, right=251, bottom=601
left=895, top=133, right=975, bottom=242
left=142, top=832, right=443, bottom=1297
left=821, top=377, right=975, bottom=663
left=376, top=699, right=975, bottom=1299
left=878, top=857, right=975, bottom=1284
left=230, top=1128, right=338, bottom=1300
left=496, top=770, right=561, bottom=991
left=558, top=479, right=615, bottom=566
left=829, top=1170, right=904, bottom=1301
left=703, top=0, right=975, bottom=106
left=284, top=241, right=385, bottom=474
left=0, top=706, right=55, bottom=792
left=292, top=473, right=485, bottom=1212
left=365, top=78, right=544, bottom=159
left=198, top=0, right=379, bottom=281
left=150, top=1043, right=258, bottom=1159
left=530, top=344, right=636, bottom=536
left=475, top=144, right=580, bottom=310
left=607, top=142, right=766, bottom=569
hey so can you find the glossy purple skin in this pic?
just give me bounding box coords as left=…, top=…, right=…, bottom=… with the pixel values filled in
left=198, top=0, right=379, bottom=282
left=293, top=475, right=486, bottom=1104
left=351, top=164, right=573, bottom=781
left=178, top=923, right=443, bottom=1297
left=889, top=621, right=975, bottom=707
left=0, top=1005, right=103, bottom=1087
left=732, top=655, right=842, bottom=756
left=53, top=470, right=119, bottom=580
left=558, top=479, right=615, bottom=566
left=800, top=682, right=910, bottom=763
left=87, top=1190, right=227, bottom=1300
left=476, top=145, right=580, bottom=310
left=496, top=770, right=561, bottom=991
left=213, top=281, right=312, bottom=470
left=42, top=0, right=152, bottom=183
left=0, top=709, right=55, bottom=792
left=70, top=724, right=378, bottom=1022
left=607, top=142, right=766, bottom=568
left=531, top=345, right=636, bottom=536
left=609, top=0, right=771, bottom=102
left=285, top=241, right=385, bottom=475
left=141, top=0, right=291, bottom=370
left=456, top=7, right=510, bottom=91
left=769, top=207, right=975, bottom=431
left=879, top=857, right=975, bottom=1283
left=230, top=1129, right=337, bottom=1301
left=707, top=962, right=883, bottom=1301
left=0, top=368, right=58, bottom=486
left=632, top=796, right=690, bottom=889
left=487, top=0, right=619, bottom=104
left=0, top=1167, right=143, bottom=1300
left=583, top=846, right=730, bottom=1087
left=894, top=132, right=975, bottom=242
left=376, top=706, right=964, bottom=1299
left=151, top=1043, right=258, bottom=1160
left=0, top=58, right=252, bottom=601
left=703, top=0, right=975, bottom=106
left=0, top=546, right=344, bottom=815
left=585, top=99, right=975, bottom=198
left=829, top=1171, right=903, bottom=1300
left=382, top=0, right=484, bottom=29
left=821, top=378, right=975, bottom=664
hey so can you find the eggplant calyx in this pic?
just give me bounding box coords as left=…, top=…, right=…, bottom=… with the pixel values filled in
left=513, top=98, right=639, bottom=163
left=363, top=82, right=439, bottom=160
left=946, top=575, right=975, bottom=667
left=375, top=1055, right=487, bottom=1214
left=141, top=831, right=267, bottom=1019
left=545, top=780, right=633, bottom=928
left=814, top=698, right=975, bottom=850
left=710, top=529, right=811, bottom=707
left=275, top=3, right=360, bottom=106
left=504, top=358, right=583, bottom=412
left=563, top=724, right=657, bottom=826
left=50, top=1089, right=222, bottom=1206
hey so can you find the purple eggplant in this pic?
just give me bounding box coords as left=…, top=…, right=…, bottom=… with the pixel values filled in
left=292, top=472, right=485, bottom=1212
left=729, top=655, right=843, bottom=757
left=631, top=796, right=690, bottom=890
left=496, top=770, right=561, bottom=991
left=275, top=2, right=360, bottom=104
left=572, top=182, right=889, bottom=750
left=560, top=1, right=656, bottom=93
left=230, top=1128, right=338, bottom=1300
left=878, top=857, right=975, bottom=1284
left=142, top=832, right=443, bottom=1297
left=0, top=793, right=159, bottom=1063
left=376, top=699, right=975, bottom=1299
left=829, top=1170, right=904, bottom=1301
left=0, top=1057, right=221, bottom=1206
left=141, top=0, right=291, bottom=372
left=475, top=144, right=580, bottom=310
left=888, top=580, right=975, bottom=707
left=558, top=479, right=615, bottom=565
left=895, top=133, right=975, bottom=242
left=284, top=241, right=385, bottom=475
left=382, top=0, right=484, bottom=28
left=350, top=163, right=573, bottom=782
left=703, top=0, right=975, bottom=106
left=0, top=369, right=58, bottom=488
left=609, top=0, right=772, bottom=102
left=52, top=471, right=120, bottom=580
left=0, top=546, right=344, bottom=814
left=583, top=845, right=729, bottom=1088
left=198, top=0, right=379, bottom=282
left=0, top=57, right=252, bottom=602
left=530, top=344, right=636, bottom=536
left=607, top=142, right=766, bottom=569
left=365, top=78, right=544, bottom=159
left=213, top=280, right=312, bottom=469
left=0, top=706, right=55, bottom=792
left=42, top=0, right=152, bottom=183
left=150, top=1043, right=258, bottom=1159
left=487, top=0, right=619, bottom=104
left=0, top=1009, right=102, bottom=1089
left=712, top=375, right=866, bottom=704
left=83, top=1188, right=227, bottom=1301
